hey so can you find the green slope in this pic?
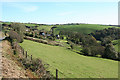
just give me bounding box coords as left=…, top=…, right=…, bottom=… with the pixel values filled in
left=112, top=39, right=120, bottom=52
left=54, top=24, right=114, bottom=34
left=20, top=40, right=118, bottom=78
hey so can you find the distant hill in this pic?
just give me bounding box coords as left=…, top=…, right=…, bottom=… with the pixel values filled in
left=1, top=21, right=118, bottom=34
left=54, top=24, right=115, bottom=35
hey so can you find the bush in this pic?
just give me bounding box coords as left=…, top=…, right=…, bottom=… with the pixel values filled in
left=81, top=47, right=91, bottom=56
left=81, top=45, right=104, bottom=56
left=103, top=43, right=118, bottom=60
left=9, top=30, right=23, bottom=43
left=11, top=23, right=26, bottom=42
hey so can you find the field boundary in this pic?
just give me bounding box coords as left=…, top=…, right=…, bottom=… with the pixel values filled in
left=10, top=41, right=53, bottom=79
left=24, top=36, right=63, bottom=46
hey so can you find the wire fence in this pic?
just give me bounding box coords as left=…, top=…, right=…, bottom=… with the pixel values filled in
left=11, top=42, right=59, bottom=79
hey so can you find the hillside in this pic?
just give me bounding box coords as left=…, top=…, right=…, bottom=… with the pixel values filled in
left=20, top=40, right=118, bottom=78
left=1, top=40, right=28, bottom=78
left=0, top=31, right=36, bottom=78
left=54, top=24, right=114, bottom=34
left=2, top=22, right=118, bottom=35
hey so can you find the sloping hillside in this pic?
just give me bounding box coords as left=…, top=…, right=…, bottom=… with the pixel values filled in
left=20, top=40, right=118, bottom=78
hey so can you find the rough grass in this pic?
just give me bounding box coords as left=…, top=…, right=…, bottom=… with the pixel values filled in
left=54, top=24, right=114, bottom=34
left=19, top=40, right=118, bottom=78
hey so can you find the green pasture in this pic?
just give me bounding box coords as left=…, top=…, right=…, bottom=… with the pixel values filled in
left=54, top=24, right=114, bottom=34
left=25, top=23, right=39, bottom=26
left=20, top=40, right=118, bottom=78
left=37, top=25, right=53, bottom=31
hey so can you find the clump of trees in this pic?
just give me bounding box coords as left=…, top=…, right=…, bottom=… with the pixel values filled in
left=9, top=30, right=23, bottom=43
left=9, top=23, right=26, bottom=43
left=59, top=28, right=120, bottom=60
left=90, top=28, right=120, bottom=60
left=103, top=43, right=118, bottom=60
left=59, top=30, right=104, bottom=57
left=91, top=28, right=120, bottom=41
left=82, top=45, right=105, bottom=57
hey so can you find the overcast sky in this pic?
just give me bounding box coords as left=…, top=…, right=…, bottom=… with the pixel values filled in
left=0, top=0, right=119, bottom=25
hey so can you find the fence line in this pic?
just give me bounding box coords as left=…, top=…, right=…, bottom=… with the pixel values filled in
left=11, top=42, right=59, bottom=79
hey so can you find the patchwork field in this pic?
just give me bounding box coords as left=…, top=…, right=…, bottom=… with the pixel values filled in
left=54, top=24, right=114, bottom=34
left=19, top=40, right=118, bottom=78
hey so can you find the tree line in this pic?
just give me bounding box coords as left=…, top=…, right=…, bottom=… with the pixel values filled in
left=59, top=28, right=120, bottom=60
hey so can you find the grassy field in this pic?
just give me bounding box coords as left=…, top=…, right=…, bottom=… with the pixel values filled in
left=37, top=25, right=53, bottom=31
left=54, top=24, right=114, bottom=34
left=20, top=40, right=118, bottom=78
left=112, top=39, right=120, bottom=52
left=25, top=23, right=39, bottom=26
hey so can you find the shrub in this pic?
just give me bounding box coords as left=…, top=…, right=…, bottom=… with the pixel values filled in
left=11, top=23, right=26, bottom=42
left=9, top=30, right=23, bottom=43
left=82, top=46, right=104, bottom=56
left=81, top=47, right=91, bottom=56
left=103, top=43, right=118, bottom=60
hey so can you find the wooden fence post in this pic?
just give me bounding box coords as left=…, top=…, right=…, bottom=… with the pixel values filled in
left=23, top=49, right=24, bottom=55
left=26, top=51, right=27, bottom=58
left=11, top=43, right=13, bottom=48
left=56, top=69, right=58, bottom=80
left=31, top=55, right=32, bottom=60
left=13, top=49, right=16, bottom=55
